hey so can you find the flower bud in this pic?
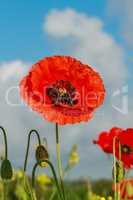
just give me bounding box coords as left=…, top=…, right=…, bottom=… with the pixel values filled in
left=1, top=159, right=13, bottom=180
left=35, top=145, right=49, bottom=168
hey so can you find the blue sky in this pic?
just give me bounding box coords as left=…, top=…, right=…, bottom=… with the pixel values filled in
left=0, top=0, right=132, bottom=179
left=0, top=0, right=125, bottom=61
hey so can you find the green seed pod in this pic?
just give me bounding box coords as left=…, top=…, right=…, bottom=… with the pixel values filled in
left=1, top=159, right=13, bottom=180
left=35, top=145, right=49, bottom=167
left=112, top=161, right=125, bottom=183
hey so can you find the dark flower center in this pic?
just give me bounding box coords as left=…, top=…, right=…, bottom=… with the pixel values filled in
left=121, top=144, right=132, bottom=154
left=46, top=80, right=78, bottom=106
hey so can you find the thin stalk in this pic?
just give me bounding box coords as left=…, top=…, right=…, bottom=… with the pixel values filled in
left=118, top=141, right=121, bottom=200
left=113, top=136, right=117, bottom=200
left=3, top=181, right=7, bottom=200
left=23, top=174, right=36, bottom=200
left=32, top=190, right=37, bottom=200
left=55, top=124, right=66, bottom=200
left=23, top=130, right=41, bottom=172
left=32, top=160, right=63, bottom=200
left=49, top=187, right=57, bottom=200
left=0, top=127, right=8, bottom=200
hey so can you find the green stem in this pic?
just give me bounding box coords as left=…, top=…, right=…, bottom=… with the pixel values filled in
left=118, top=141, right=121, bottom=200
left=49, top=187, right=57, bottom=200
left=3, top=181, right=7, bottom=200
left=55, top=124, right=66, bottom=200
left=32, top=160, right=63, bottom=200
left=113, top=136, right=117, bottom=200
left=0, top=127, right=8, bottom=160
left=23, top=130, right=41, bottom=172
left=23, top=174, right=36, bottom=200
left=0, top=127, right=8, bottom=200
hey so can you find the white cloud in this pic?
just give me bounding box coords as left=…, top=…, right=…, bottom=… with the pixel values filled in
left=44, top=8, right=128, bottom=90
left=107, top=0, right=133, bottom=48
left=0, top=60, right=29, bottom=82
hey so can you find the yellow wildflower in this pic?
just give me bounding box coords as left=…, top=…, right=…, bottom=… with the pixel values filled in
left=69, top=145, right=80, bottom=166
left=36, top=174, right=51, bottom=185
left=100, top=197, right=106, bottom=200
left=107, top=196, right=113, bottom=200
left=15, top=170, right=23, bottom=179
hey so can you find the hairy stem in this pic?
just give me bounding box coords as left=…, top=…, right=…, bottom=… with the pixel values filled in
left=55, top=124, right=66, bottom=200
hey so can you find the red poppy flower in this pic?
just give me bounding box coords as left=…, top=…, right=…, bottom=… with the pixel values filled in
left=115, top=129, right=133, bottom=169
left=113, top=179, right=133, bottom=199
left=20, top=56, right=105, bottom=125
left=93, top=127, right=122, bottom=153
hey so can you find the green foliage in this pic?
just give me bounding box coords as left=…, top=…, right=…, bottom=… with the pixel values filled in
left=91, top=179, right=113, bottom=197
left=0, top=172, right=114, bottom=200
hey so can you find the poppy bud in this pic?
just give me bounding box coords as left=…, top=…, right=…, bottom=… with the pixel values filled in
left=1, top=159, right=13, bottom=180
left=35, top=145, right=49, bottom=168
left=112, top=161, right=125, bottom=183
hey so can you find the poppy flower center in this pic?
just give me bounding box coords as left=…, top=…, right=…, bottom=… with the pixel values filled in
left=46, top=80, right=78, bottom=106
left=121, top=144, right=132, bottom=154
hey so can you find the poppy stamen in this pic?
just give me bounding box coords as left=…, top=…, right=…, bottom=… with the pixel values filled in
left=46, top=80, right=78, bottom=106
left=121, top=144, right=132, bottom=154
